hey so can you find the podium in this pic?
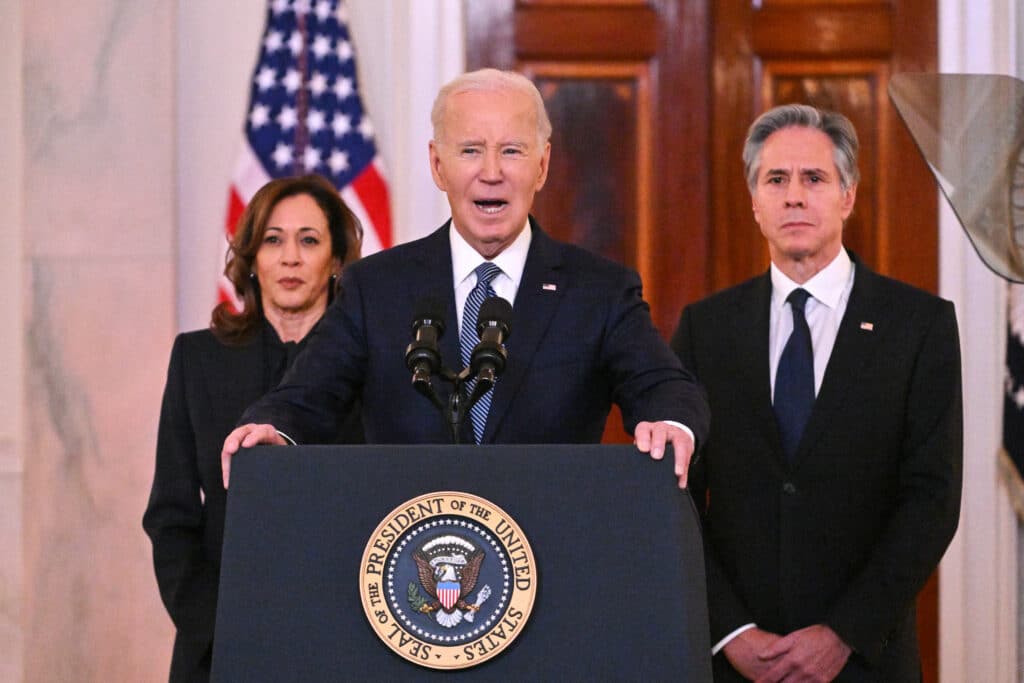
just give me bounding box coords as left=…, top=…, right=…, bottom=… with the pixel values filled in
left=212, top=445, right=711, bottom=681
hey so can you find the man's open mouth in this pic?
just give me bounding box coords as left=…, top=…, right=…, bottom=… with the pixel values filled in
left=474, top=199, right=508, bottom=214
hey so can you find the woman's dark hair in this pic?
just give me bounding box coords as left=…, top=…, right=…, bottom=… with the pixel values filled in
left=211, top=174, right=362, bottom=344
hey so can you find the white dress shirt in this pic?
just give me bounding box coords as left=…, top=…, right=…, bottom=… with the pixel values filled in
left=450, top=220, right=532, bottom=334
left=768, top=248, right=855, bottom=399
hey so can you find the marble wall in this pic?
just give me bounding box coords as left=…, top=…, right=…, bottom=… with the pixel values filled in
left=19, top=1, right=176, bottom=680
left=3, top=1, right=464, bottom=680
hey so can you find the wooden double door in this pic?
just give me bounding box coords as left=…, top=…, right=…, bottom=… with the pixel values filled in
left=466, top=1, right=939, bottom=679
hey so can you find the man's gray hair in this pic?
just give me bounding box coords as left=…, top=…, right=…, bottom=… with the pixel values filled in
left=431, top=68, right=553, bottom=145
left=742, top=104, right=860, bottom=192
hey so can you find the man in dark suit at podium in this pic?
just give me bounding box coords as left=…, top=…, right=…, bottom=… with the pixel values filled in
left=222, top=68, right=709, bottom=489
left=672, top=104, right=962, bottom=681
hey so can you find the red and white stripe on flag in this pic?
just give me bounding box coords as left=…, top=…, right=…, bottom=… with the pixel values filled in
left=437, top=584, right=460, bottom=611
left=219, top=0, right=392, bottom=311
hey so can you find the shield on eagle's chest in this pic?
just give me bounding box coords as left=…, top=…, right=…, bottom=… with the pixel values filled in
left=437, top=581, right=460, bottom=611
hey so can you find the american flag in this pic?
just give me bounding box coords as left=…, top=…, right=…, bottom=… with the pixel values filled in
left=219, top=0, right=392, bottom=309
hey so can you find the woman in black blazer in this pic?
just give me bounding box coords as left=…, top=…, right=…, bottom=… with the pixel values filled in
left=143, top=174, right=364, bottom=683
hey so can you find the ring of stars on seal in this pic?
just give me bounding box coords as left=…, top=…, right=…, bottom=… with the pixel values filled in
left=360, top=491, right=537, bottom=670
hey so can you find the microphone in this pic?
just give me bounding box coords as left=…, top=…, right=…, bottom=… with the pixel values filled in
left=469, top=297, right=513, bottom=393
left=405, top=298, right=446, bottom=387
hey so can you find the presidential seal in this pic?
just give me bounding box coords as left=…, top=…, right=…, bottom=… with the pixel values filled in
left=359, top=491, right=537, bottom=670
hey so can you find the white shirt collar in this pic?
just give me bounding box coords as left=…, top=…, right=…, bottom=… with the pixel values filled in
left=770, top=248, right=853, bottom=311
left=449, top=219, right=532, bottom=289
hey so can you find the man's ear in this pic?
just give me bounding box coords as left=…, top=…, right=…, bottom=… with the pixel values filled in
left=841, top=182, right=857, bottom=220
left=534, top=142, right=551, bottom=191
left=428, top=140, right=446, bottom=192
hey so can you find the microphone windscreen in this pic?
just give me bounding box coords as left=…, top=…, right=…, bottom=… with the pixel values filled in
left=478, top=297, right=513, bottom=329
left=411, top=297, right=447, bottom=332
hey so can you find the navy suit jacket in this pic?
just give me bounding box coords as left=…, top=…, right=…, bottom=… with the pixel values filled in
left=144, top=329, right=362, bottom=683
left=672, top=255, right=962, bottom=682
left=241, top=219, right=709, bottom=447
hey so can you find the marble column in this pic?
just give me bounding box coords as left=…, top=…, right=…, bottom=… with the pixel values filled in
left=0, top=0, right=25, bottom=678
left=937, top=2, right=1020, bottom=682
left=21, top=1, right=176, bottom=680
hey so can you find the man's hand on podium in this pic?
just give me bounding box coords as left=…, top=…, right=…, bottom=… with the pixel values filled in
left=634, top=422, right=695, bottom=489
left=221, top=424, right=287, bottom=488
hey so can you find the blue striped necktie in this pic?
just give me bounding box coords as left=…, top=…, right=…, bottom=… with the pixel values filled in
left=774, top=288, right=814, bottom=463
left=461, top=262, right=503, bottom=443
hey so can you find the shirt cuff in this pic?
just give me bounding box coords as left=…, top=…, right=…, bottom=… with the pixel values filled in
left=712, top=623, right=757, bottom=655
left=660, top=420, right=694, bottom=445
left=276, top=430, right=296, bottom=445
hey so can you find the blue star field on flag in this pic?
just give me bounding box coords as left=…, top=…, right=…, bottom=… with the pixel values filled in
left=245, top=0, right=378, bottom=187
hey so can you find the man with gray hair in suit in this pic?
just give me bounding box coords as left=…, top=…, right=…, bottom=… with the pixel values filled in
left=673, top=104, right=962, bottom=682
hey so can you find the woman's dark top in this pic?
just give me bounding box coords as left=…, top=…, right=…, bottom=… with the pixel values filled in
left=143, top=320, right=363, bottom=683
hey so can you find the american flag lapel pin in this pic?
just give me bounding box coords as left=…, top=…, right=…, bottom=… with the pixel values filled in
left=860, top=322, right=874, bottom=331
left=542, top=283, right=557, bottom=292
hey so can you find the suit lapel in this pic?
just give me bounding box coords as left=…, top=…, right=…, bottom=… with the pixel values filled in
left=408, top=223, right=461, bottom=370
left=794, top=258, right=888, bottom=465
left=399, top=222, right=472, bottom=440
left=482, top=220, right=563, bottom=442
left=738, top=273, right=785, bottom=456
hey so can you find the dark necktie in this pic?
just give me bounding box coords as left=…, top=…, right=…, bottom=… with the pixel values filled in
left=774, top=288, right=814, bottom=462
left=460, top=262, right=502, bottom=443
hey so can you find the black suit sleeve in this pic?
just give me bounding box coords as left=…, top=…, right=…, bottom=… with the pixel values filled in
left=824, top=299, right=962, bottom=663
left=671, top=306, right=753, bottom=644
left=142, top=335, right=219, bottom=648
left=238, top=268, right=366, bottom=443
left=609, top=270, right=710, bottom=446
